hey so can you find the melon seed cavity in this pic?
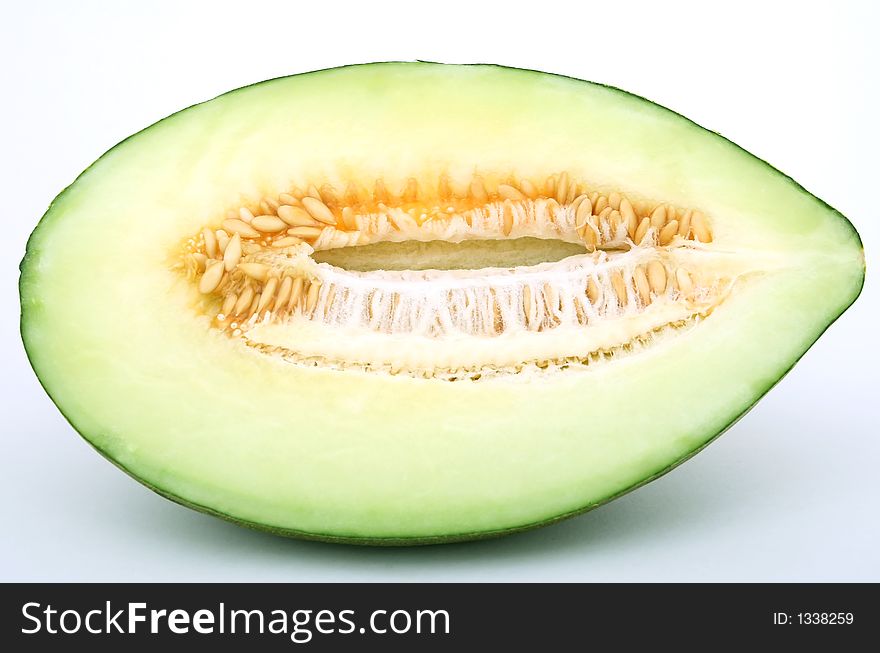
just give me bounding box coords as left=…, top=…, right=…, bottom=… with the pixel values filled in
left=177, top=172, right=732, bottom=379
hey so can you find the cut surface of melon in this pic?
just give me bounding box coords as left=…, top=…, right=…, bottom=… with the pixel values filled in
left=20, top=63, right=864, bottom=543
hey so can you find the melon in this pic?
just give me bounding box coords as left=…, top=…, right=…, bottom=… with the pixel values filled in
left=19, top=63, right=864, bottom=544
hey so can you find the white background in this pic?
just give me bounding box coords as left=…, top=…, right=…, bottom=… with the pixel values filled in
left=1, top=0, right=877, bottom=581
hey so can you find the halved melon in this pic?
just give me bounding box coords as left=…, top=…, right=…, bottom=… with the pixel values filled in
left=19, top=63, right=864, bottom=544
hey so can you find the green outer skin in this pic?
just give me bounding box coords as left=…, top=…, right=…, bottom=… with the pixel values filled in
left=19, top=62, right=865, bottom=545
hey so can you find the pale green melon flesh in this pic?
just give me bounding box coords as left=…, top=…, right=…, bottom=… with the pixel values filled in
left=20, top=63, right=863, bottom=543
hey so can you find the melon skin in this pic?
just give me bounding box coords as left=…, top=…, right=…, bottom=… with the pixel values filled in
left=19, top=63, right=864, bottom=545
